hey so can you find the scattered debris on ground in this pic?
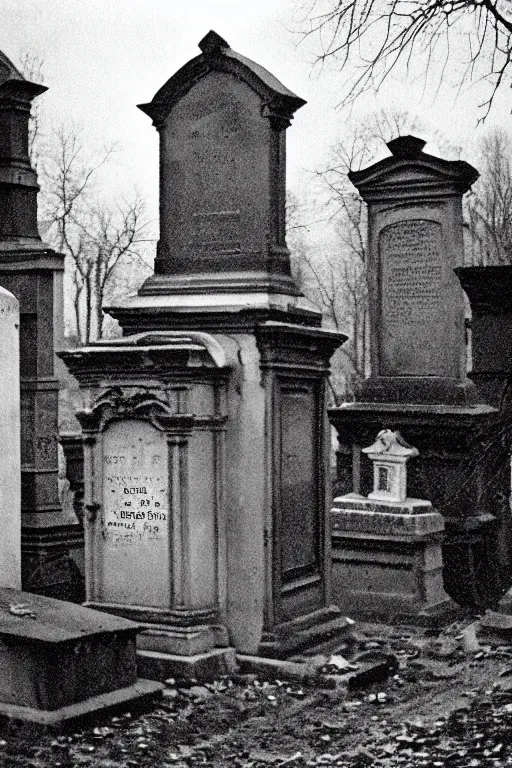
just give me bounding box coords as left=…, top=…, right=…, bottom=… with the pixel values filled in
left=4, top=613, right=512, bottom=766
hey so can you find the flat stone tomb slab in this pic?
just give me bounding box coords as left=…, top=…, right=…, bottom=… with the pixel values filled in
left=0, top=588, right=161, bottom=722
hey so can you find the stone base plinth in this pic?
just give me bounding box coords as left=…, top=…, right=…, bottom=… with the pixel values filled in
left=82, top=603, right=234, bottom=682
left=0, top=589, right=162, bottom=724
left=0, top=679, right=162, bottom=728
left=258, top=608, right=353, bottom=659
left=137, top=647, right=238, bottom=682
left=137, top=625, right=220, bottom=657
left=329, top=402, right=506, bottom=611
left=331, top=494, right=457, bottom=625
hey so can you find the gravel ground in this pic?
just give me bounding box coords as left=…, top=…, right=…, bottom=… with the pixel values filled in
left=3, top=620, right=512, bottom=767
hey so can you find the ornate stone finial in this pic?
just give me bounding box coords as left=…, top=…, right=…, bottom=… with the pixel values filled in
left=362, top=429, right=419, bottom=458
left=386, top=136, right=427, bottom=158
left=198, top=30, right=230, bottom=56
left=362, top=430, right=419, bottom=503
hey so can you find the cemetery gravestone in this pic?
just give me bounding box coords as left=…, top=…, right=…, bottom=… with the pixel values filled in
left=350, top=135, right=478, bottom=403
left=0, top=49, right=81, bottom=600
left=64, top=32, right=348, bottom=675
left=61, top=332, right=238, bottom=678
left=0, top=287, right=21, bottom=588
left=137, top=30, right=303, bottom=298
left=329, top=136, right=499, bottom=614
left=455, top=266, right=512, bottom=610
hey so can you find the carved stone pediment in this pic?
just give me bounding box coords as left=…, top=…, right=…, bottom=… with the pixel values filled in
left=137, top=31, right=305, bottom=126
left=349, top=135, right=478, bottom=202
left=76, top=386, right=194, bottom=435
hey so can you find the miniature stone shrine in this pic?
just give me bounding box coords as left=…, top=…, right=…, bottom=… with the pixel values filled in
left=363, top=429, right=419, bottom=504
left=331, top=430, right=455, bottom=623
left=329, top=136, right=497, bottom=611
left=61, top=32, right=349, bottom=676
left=0, top=50, right=82, bottom=600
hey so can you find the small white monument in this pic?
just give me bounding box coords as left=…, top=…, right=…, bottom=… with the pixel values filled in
left=363, top=429, right=419, bottom=504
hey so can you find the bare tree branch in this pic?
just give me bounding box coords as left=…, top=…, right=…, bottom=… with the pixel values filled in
left=39, top=126, right=154, bottom=343
left=295, top=0, right=512, bottom=120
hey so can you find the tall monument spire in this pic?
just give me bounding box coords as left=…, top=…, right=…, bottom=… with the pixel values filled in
left=0, top=50, right=47, bottom=247
left=0, top=50, right=79, bottom=601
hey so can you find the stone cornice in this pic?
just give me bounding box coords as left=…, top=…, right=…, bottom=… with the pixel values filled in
left=349, top=135, right=479, bottom=203
left=58, top=333, right=229, bottom=384
left=137, top=30, right=305, bottom=126
left=256, top=321, right=346, bottom=373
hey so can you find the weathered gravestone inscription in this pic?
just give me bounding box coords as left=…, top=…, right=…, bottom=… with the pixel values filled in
left=102, top=420, right=169, bottom=607
left=380, top=219, right=445, bottom=376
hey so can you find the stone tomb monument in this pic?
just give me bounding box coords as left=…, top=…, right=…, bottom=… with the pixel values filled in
left=60, top=332, right=237, bottom=679
left=329, top=136, right=498, bottom=612
left=332, top=431, right=453, bottom=622
left=0, top=286, right=160, bottom=724
left=353, top=135, right=477, bottom=402
left=62, top=31, right=348, bottom=676
left=0, top=50, right=82, bottom=600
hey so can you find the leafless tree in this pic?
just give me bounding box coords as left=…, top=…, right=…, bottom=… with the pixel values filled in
left=19, top=56, right=154, bottom=343
left=296, top=0, right=512, bottom=120
left=465, top=128, right=512, bottom=266
left=39, top=126, right=153, bottom=343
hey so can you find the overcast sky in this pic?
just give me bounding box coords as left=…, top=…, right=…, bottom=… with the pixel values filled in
left=2, top=0, right=510, bottom=228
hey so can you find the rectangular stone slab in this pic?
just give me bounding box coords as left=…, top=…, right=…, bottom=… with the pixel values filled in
left=0, top=588, right=139, bottom=643
left=0, top=679, right=162, bottom=727
left=0, top=589, right=149, bottom=711
left=332, top=493, right=433, bottom=516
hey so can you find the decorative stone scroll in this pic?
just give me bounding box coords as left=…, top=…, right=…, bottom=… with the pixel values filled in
left=362, top=429, right=419, bottom=504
